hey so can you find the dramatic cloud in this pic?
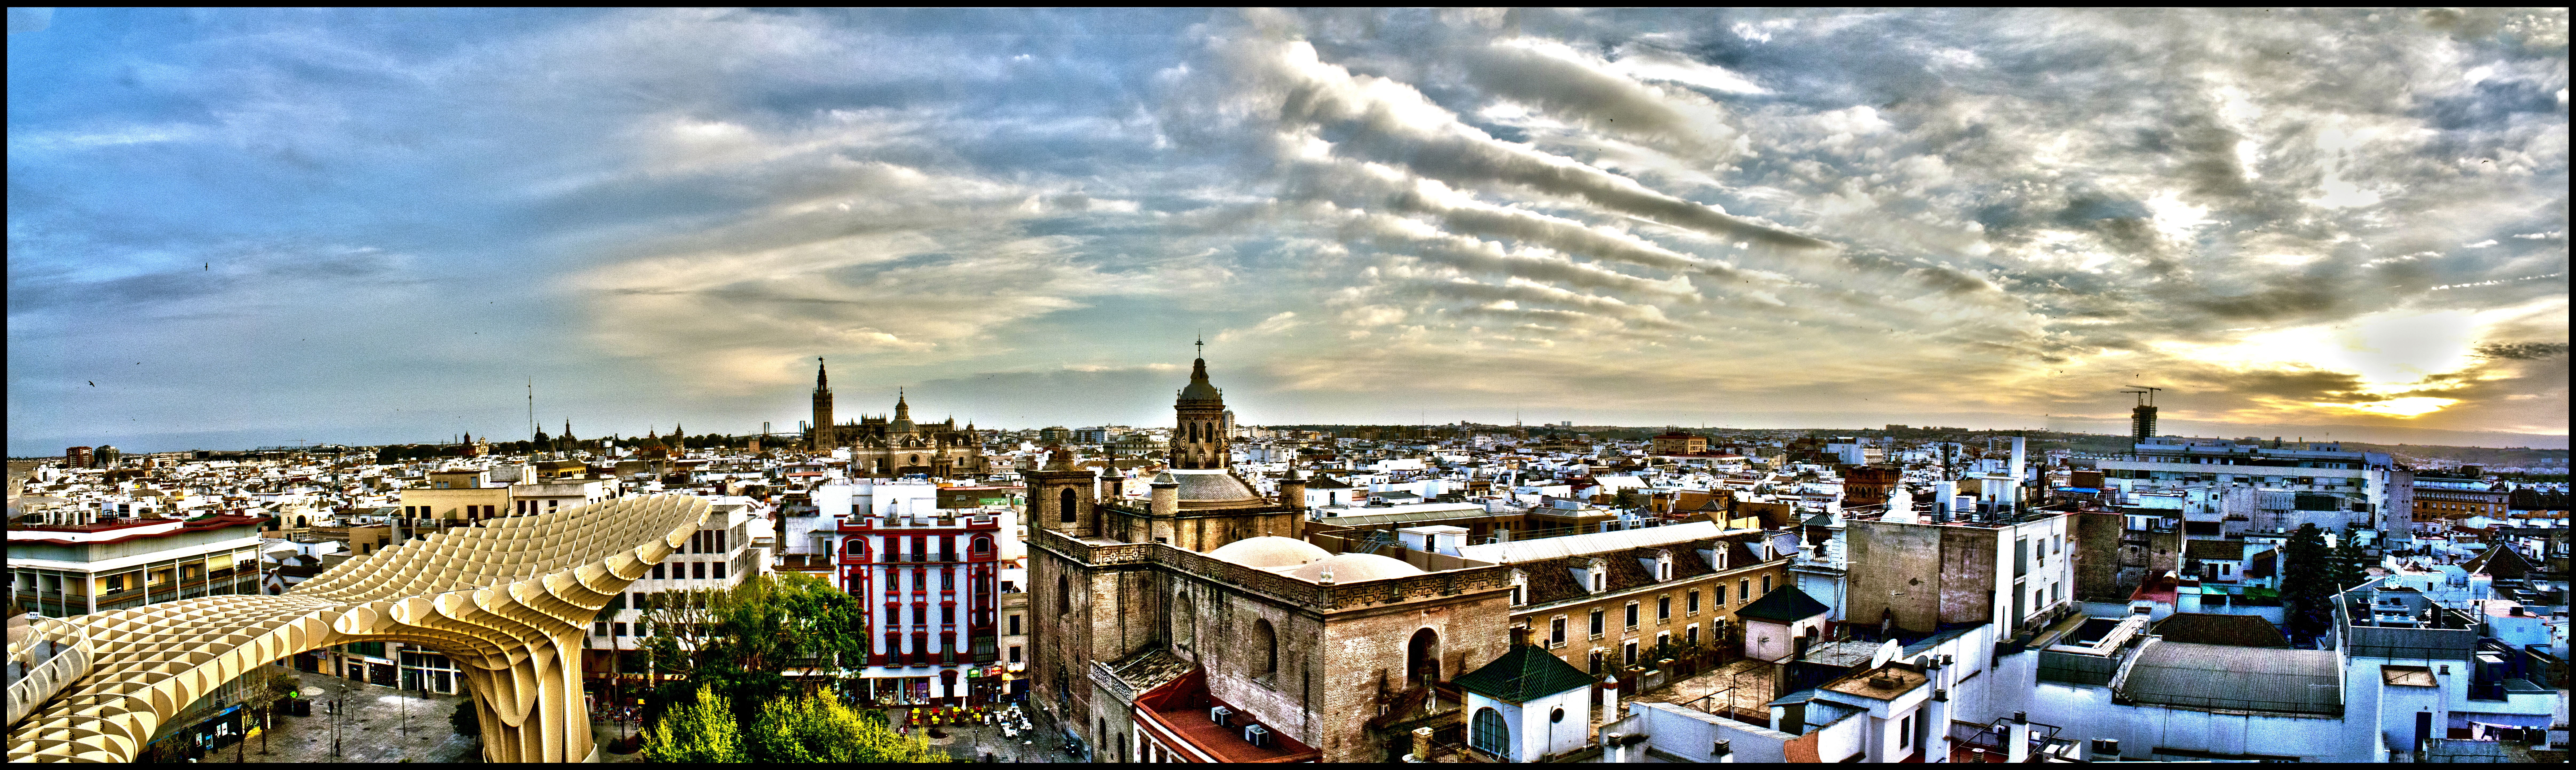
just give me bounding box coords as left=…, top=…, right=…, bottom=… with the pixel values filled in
left=8, top=8, right=2566, bottom=452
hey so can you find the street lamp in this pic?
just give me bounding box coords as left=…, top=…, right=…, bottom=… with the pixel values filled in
left=330, top=683, right=342, bottom=759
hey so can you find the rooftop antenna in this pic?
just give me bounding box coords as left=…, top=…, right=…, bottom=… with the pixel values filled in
left=527, top=376, right=536, bottom=442
left=1195, top=331, right=1205, bottom=359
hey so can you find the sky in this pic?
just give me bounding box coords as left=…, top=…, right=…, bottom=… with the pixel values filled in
left=8, top=8, right=2569, bottom=455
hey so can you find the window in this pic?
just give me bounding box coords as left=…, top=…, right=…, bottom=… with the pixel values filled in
left=692, top=562, right=706, bottom=580
left=595, top=621, right=609, bottom=637
left=1688, top=590, right=1700, bottom=614
left=1059, top=488, right=1078, bottom=524
left=1900, top=715, right=1913, bottom=749
left=1510, top=585, right=1523, bottom=606
left=1550, top=617, right=1566, bottom=646
left=713, top=563, right=725, bottom=580
left=1009, top=646, right=1021, bottom=664
left=1686, top=624, right=1699, bottom=647
left=941, top=571, right=955, bottom=590
left=1470, top=708, right=1509, bottom=756
left=1058, top=574, right=1070, bottom=614
left=943, top=606, right=956, bottom=624
left=1761, top=575, right=1772, bottom=595
left=1590, top=570, right=1604, bottom=593
left=612, top=622, right=627, bottom=637
left=974, top=536, right=992, bottom=554
left=1625, top=602, right=1639, bottom=629
left=1589, top=609, right=1605, bottom=637
left=1739, top=579, right=1749, bottom=602
left=1623, top=641, right=1637, bottom=667
left=1253, top=618, right=1278, bottom=678
left=1009, top=615, right=1021, bottom=636
left=1715, top=585, right=1727, bottom=606
left=1658, top=597, right=1671, bottom=622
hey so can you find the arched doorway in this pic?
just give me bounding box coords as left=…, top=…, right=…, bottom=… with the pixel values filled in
left=1408, top=628, right=1440, bottom=688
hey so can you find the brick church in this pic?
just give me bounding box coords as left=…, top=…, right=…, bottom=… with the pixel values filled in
left=1026, top=352, right=1518, bottom=763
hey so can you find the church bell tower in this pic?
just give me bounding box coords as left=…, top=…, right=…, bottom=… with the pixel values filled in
left=1171, top=338, right=1229, bottom=470
left=811, top=357, right=835, bottom=449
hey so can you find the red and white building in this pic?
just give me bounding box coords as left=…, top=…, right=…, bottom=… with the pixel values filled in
left=835, top=480, right=1013, bottom=706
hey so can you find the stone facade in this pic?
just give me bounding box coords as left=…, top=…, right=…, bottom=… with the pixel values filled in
left=1026, top=356, right=1516, bottom=762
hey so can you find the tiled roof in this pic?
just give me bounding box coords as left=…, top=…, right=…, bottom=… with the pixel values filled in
left=1453, top=644, right=1595, bottom=704
left=1521, top=540, right=1730, bottom=606
left=1734, top=585, right=1830, bottom=624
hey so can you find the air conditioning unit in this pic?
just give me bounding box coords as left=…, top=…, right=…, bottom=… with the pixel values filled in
left=1209, top=706, right=1233, bottom=725
left=1243, top=724, right=1271, bottom=747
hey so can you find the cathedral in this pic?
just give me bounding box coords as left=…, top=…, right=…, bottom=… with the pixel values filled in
left=807, top=358, right=987, bottom=477
left=1026, top=352, right=1515, bottom=763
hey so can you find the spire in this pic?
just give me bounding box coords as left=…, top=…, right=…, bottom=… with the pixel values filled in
left=816, top=357, right=829, bottom=391
left=895, top=387, right=910, bottom=419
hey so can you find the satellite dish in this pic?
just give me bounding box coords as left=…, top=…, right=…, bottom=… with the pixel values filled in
left=1870, top=638, right=1902, bottom=669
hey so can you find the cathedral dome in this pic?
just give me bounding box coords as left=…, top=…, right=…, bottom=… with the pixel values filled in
left=1154, top=469, right=1262, bottom=503
left=1177, top=357, right=1221, bottom=402
left=1288, top=552, right=1428, bottom=584
left=1206, top=536, right=1331, bottom=569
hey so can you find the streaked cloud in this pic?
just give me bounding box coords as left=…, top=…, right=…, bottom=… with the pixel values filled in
left=7, top=7, right=2565, bottom=452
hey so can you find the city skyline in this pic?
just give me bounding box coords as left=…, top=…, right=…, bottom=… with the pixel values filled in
left=10, top=8, right=2569, bottom=456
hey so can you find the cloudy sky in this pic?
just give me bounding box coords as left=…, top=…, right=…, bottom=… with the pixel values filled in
left=9, top=8, right=2568, bottom=454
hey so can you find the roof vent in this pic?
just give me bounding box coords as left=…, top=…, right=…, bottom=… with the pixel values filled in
left=1243, top=724, right=1272, bottom=747
left=1210, top=706, right=1233, bottom=725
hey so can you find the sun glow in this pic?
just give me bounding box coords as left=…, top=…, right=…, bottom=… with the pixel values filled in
left=2332, top=397, right=2460, bottom=417
left=2159, top=309, right=2492, bottom=419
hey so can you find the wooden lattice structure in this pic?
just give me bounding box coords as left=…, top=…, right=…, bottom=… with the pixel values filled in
left=6, top=495, right=712, bottom=763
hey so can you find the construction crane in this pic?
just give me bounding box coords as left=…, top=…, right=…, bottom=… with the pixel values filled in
left=2122, top=387, right=2163, bottom=443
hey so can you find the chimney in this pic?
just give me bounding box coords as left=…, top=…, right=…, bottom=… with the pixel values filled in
left=1934, top=480, right=1955, bottom=522
left=1150, top=479, right=1179, bottom=518
left=1510, top=625, right=1532, bottom=649
left=2006, top=711, right=2030, bottom=764
left=1410, top=726, right=1434, bottom=762
left=1711, top=739, right=1734, bottom=763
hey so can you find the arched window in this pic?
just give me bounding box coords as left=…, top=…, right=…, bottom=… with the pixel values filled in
left=973, top=536, right=992, bottom=554
left=1408, top=628, right=1440, bottom=687
left=1058, top=573, right=1071, bottom=615
left=1471, top=707, right=1509, bottom=756
left=1059, top=488, right=1078, bottom=524
left=1253, top=618, right=1277, bottom=678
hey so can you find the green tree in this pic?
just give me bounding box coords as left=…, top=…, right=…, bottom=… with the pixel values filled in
left=640, top=574, right=870, bottom=726
left=643, top=685, right=748, bottom=763
left=450, top=700, right=479, bottom=737
left=748, top=692, right=947, bottom=763
left=2329, top=536, right=2372, bottom=590
left=2281, top=523, right=2335, bottom=641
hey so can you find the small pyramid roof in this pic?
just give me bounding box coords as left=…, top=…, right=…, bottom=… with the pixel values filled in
left=1452, top=644, right=1594, bottom=704
left=1734, top=584, right=1831, bottom=624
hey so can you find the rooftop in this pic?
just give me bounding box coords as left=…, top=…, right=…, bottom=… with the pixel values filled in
left=2115, top=640, right=2340, bottom=715
left=1819, top=663, right=1928, bottom=702
left=1452, top=643, right=1595, bottom=704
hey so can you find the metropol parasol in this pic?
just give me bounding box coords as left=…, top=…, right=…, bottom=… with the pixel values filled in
left=8, top=495, right=712, bottom=763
